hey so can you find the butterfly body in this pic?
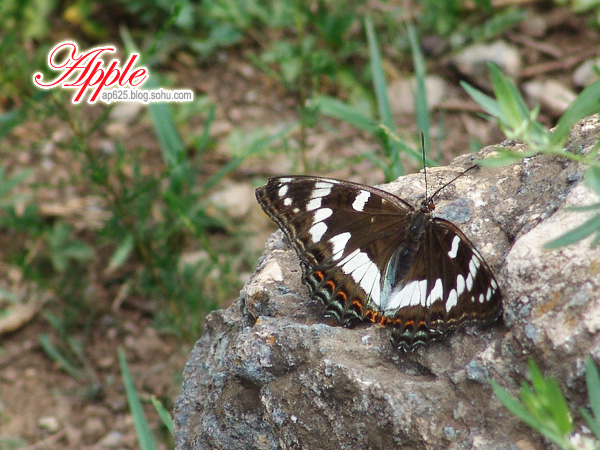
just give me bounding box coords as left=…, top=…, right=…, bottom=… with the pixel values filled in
left=256, top=175, right=501, bottom=351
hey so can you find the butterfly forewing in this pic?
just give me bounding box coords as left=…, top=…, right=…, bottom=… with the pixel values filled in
left=256, top=176, right=417, bottom=323
left=256, top=175, right=502, bottom=351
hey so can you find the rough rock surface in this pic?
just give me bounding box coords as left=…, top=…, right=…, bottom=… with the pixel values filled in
left=175, top=116, right=600, bottom=450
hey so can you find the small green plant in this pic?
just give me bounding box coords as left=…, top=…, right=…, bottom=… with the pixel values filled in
left=492, top=358, right=600, bottom=449
left=462, top=64, right=600, bottom=248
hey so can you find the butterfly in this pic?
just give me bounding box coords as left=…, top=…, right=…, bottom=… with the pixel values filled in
left=255, top=173, right=501, bottom=351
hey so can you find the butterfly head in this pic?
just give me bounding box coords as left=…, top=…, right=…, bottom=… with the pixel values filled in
left=420, top=198, right=436, bottom=214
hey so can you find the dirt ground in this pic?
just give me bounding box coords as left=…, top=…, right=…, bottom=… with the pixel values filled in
left=1, top=5, right=599, bottom=450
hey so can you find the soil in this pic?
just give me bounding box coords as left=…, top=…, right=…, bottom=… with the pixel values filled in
left=1, top=5, right=599, bottom=450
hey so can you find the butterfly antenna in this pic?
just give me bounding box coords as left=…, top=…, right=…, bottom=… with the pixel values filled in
left=421, top=132, right=428, bottom=200
left=430, top=164, right=478, bottom=201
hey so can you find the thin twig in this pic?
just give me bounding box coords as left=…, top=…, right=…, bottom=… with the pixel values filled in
left=506, top=32, right=563, bottom=59
left=521, top=47, right=599, bottom=78
left=439, top=100, right=484, bottom=113
left=20, top=430, right=67, bottom=450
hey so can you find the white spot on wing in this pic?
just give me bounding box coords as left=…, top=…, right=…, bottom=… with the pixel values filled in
left=309, top=222, right=327, bottom=242
left=284, top=197, right=292, bottom=206
left=456, top=274, right=466, bottom=296
left=427, top=278, right=443, bottom=305
left=340, top=249, right=364, bottom=275
left=339, top=249, right=382, bottom=307
left=386, top=279, right=427, bottom=311
left=491, top=278, right=498, bottom=290
left=446, top=289, right=458, bottom=312
left=363, top=264, right=381, bottom=306
left=330, top=232, right=351, bottom=260
left=352, top=191, right=370, bottom=212
left=447, top=235, right=461, bottom=259
left=278, top=185, right=288, bottom=197
left=314, top=208, right=332, bottom=222
left=311, top=182, right=333, bottom=198
left=307, top=207, right=333, bottom=243
left=307, top=198, right=321, bottom=211
left=469, top=257, right=480, bottom=278
left=466, top=272, right=474, bottom=291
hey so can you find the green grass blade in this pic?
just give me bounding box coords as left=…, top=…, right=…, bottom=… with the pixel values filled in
left=0, top=169, right=32, bottom=197
left=476, top=148, right=526, bottom=167
left=120, top=26, right=185, bottom=168
left=551, top=79, right=600, bottom=146
left=366, top=15, right=404, bottom=177
left=489, top=64, right=527, bottom=130
left=149, top=102, right=186, bottom=168
left=545, top=377, right=573, bottom=435
left=196, top=103, right=216, bottom=154
left=586, top=356, right=600, bottom=428
left=586, top=166, right=600, bottom=195
left=39, top=334, right=84, bottom=380
left=406, top=22, right=430, bottom=155
left=543, top=213, right=600, bottom=248
left=118, top=348, right=158, bottom=450
left=151, top=396, right=174, bottom=436
left=202, top=124, right=294, bottom=191
left=365, top=16, right=393, bottom=131
left=491, top=381, right=544, bottom=431
left=106, top=233, right=135, bottom=274
left=581, top=408, right=600, bottom=439
left=461, top=81, right=503, bottom=118
left=565, top=202, right=600, bottom=212
left=313, top=96, right=378, bottom=133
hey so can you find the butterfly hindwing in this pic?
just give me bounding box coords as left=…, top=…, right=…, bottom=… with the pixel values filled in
left=388, top=217, right=501, bottom=350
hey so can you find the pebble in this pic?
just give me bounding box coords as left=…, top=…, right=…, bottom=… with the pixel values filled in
left=209, top=181, right=257, bottom=219
left=518, top=15, right=547, bottom=37
left=98, top=430, right=125, bottom=448
left=38, top=416, right=60, bottom=433
left=452, top=41, right=522, bottom=79
left=83, top=416, right=106, bottom=440
left=573, top=58, right=600, bottom=87
left=109, top=102, right=144, bottom=124
left=388, top=75, right=448, bottom=115
left=523, top=79, right=576, bottom=116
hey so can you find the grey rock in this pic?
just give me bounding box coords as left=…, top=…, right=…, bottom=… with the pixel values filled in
left=175, top=116, right=600, bottom=449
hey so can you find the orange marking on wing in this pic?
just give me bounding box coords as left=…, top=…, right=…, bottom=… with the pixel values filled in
left=379, top=316, right=391, bottom=325
left=314, top=270, right=324, bottom=282
left=325, top=280, right=335, bottom=291
left=350, top=300, right=363, bottom=312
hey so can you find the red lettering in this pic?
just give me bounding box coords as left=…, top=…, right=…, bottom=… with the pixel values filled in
left=32, top=40, right=149, bottom=104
